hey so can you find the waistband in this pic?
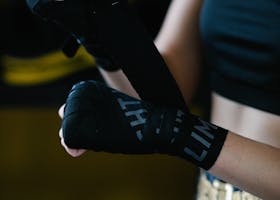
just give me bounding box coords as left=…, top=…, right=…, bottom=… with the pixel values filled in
left=196, top=171, right=262, bottom=200
left=205, top=172, right=240, bottom=192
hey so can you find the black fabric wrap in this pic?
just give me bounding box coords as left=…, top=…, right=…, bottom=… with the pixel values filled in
left=63, top=81, right=228, bottom=170
left=26, top=0, right=186, bottom=109
left=26, top=0, right=120, bottom=71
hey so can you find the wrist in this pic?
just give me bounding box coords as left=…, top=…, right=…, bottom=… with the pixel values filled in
left=173, top=114, right=228, bottom=170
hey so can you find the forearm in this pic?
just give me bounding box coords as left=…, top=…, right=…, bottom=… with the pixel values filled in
left=210, top=132, right=280, bottom=200
left=155, top=0, right=203, bottom=103
left=62, top=80, right=280, bottom=199
left=98, top=67, right=140, bottom=98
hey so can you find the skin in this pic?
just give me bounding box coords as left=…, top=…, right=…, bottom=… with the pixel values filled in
left=58, top=0, right=280, bottom=199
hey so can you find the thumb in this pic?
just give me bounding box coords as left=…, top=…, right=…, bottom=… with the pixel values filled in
left=58, top=104, right=65, bottom=119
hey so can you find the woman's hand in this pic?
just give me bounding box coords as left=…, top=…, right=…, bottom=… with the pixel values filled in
left=58, top=104, right=87, bottom=157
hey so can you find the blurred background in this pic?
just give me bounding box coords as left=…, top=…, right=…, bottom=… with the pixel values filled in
left=0, top=0, right=200, bottom=199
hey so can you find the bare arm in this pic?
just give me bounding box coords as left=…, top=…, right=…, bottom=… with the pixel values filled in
left=98, top=68, right=139, bottom=98
left=59, top=106, right=280, bottom=200
left=155, top=0, right=202, bottom=103
left=210, top=132, right=280, bottom=200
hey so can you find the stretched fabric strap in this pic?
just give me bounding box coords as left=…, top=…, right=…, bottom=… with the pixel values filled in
left=26, top=0, right=186, bottom=109
left=87, top=1, right=186, bottom=109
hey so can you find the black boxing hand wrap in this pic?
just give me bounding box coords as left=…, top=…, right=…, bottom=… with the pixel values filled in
left=63, top=81, right=228, bottom=170
left=26, top=0, right=186, bottom=109
left=26, top=0, right=120, bottom=71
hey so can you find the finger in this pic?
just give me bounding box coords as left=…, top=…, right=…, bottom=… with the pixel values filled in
left=60, top=137, right=87, bottom=157
left=59, top=128, right=63, bottom=139
left=67, top=148, right=87, bottom=157
left=58, top=104, right=66, bottom=119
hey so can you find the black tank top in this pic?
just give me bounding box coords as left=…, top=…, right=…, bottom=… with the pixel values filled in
left=200, top=0, right=280, bottom=114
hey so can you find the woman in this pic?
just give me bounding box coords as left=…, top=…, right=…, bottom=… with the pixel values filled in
left=28, top=0, right=280, bottom=199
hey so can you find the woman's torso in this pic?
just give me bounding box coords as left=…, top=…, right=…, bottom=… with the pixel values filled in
left=200, top=0, right=280, bottom=148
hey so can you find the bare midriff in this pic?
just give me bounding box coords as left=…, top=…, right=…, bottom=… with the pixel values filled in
left=211, top=92, right=280, bottom=148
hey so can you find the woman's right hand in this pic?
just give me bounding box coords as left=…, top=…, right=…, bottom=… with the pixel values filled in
left=58, top=104, right=87, bottom=157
